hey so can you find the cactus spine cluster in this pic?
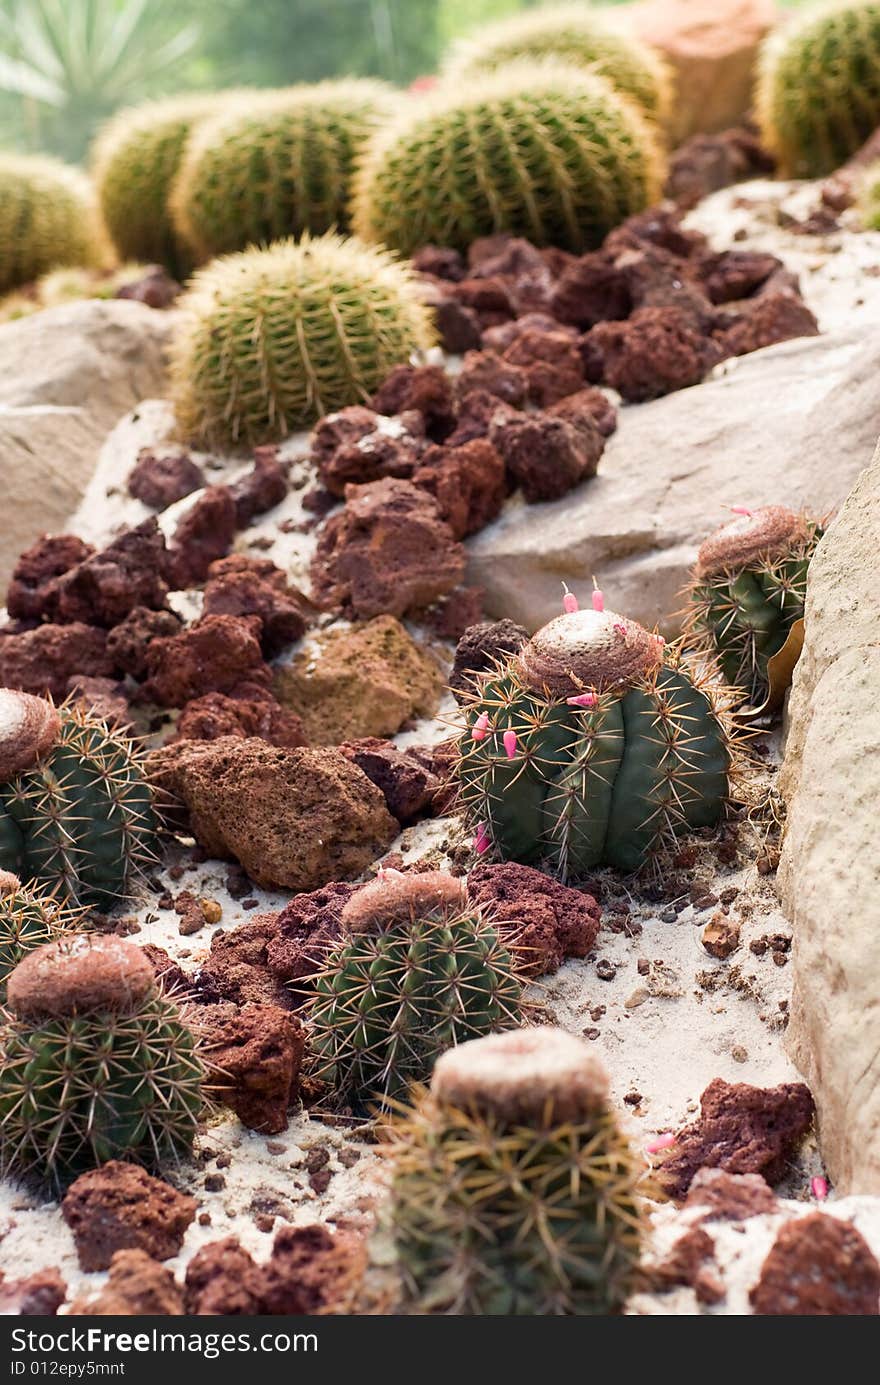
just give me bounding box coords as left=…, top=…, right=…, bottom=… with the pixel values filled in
left=0, top=936, right=203, bottom=1184
left=308, top=871, right=522, bottom=1108
left=170, top=80, right=400, bottom=266
left=0, top=873, right=79, bottom=995
left=444, top=5, right=669, bottom=121
left=0, top=154, right=104, bottom=295
left=170, top=232, right=435, bottom=447
left=352, top=63, right=664, bottom=257
left=0, top=691, right=157, bottom=909
left=455, top=591, right=730, bottom=877
left=92, top=94, right=224, bottom=278
left=756, top=1, right=880, bottom=177
left=683, top=507, right=823, bottom=706
left=386, top=1027, right=645, bottom=1315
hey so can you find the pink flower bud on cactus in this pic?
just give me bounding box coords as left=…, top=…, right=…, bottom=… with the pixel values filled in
left=474, top=824, right=490, bottom=855
left=503, top=729, right=518, bottom=758
left=592, top=589, right=605, bottom=613
left=811, top=1176, right=828, bottom=1201
left=562, top=585, right=579, bottom=614
left=471, top=711, right=490, bottom=741
left=730, top=505, right=754, bottom=517
left=646, top=1132, right=676, bottom=1154
left=566, top=692, right=597, bottom=709
left=613, top=623, right=627, bottom=637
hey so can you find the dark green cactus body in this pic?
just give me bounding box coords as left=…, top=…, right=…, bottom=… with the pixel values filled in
left=0, top=707, right=157, bottom=908
left=0, top=886, right=75, bottom=994
left=0, top=998, right=203, bottom=1183
left=457, top=662, right=729, bottom=877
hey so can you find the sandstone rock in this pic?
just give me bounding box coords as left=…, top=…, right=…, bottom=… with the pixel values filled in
left=467, top=326, right=880, bottom=634
left=0, top=300, right=171, bottom=588
left=750, top=1213, right=880, bottom=1315
left=196, top=1000, right=304, bottom=1133
left=147, top=738, right=397, bottom=891
left=780, top=440, right=880, bottom=1193
left=61, top=1162, right=197, bottom=1271
left=275, top=615, right=442, bottom=745
left=624, top=0, right=777, bottom=143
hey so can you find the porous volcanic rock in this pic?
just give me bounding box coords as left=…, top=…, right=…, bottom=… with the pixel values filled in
left=467, top=862, right=601, bottom=977
left=0, top=622, right=112, bottom=699
left=67, top=1249, right=184, bottom=1316
left=143, top=614, right=269, bottom=707
left=202, top=555, right=311, bottom=656
left=195, top=1001, right=304, bottom=1133
left=750, top=1213, right=880, bottom=1315
left=127, top=448, right=204, bottom=509
left=338, top=738, right=441, bottom=825
left=61, top=1163, right=197, bottom=1271
left=449, top=618, right=529, bottom=701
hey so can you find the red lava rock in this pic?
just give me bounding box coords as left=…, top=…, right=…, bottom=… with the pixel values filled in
left=197, top=1000, right=304, bottom=1133
left=68, top=1249, right=184, bottom=1316
left=146, top=737, right=397, bottom=891
left=605, top=207, right=707, bottom=261
left=684, top=1168, right=779, bottom=1223
left=311, top=405, right=380, bottom=468
left=450, top=617, right=529, bottom=701
left=412, top=437, right=506, bottom=539
left=184, top=1237, right=265, bottom=1315
left=655, top=1078, right=815, bottom=1200
left=266, top=881, right=359, bottom=994
left=49, top=520, right=170, bottom=627
left=502, top=326, right=585, bottom=406
left=338, top=738, right=440, bottom=825
left=433, top=294, right=482, bottom=353
left=115, top=266, right=180, bottom=309
left=467, top=861, right=601, bottom=977
left=490, top=407, right=602, bottom=502
left=613, top=244, right=712, bottom=326
left=648, top=1227, right=725, bottom=1306
left=412, top=244, right=465, bottom=281
left=549, top=254, right=632, bottom=328
left=0, top=1268, right=66, bottom=1315
left=585, top=306, right=721, bottom=402
left=0, top=622, right=112, bottom=698
left=370, top=364, right=457, bottom=442
left=444, top=388, right=501, bottom=447
left=105, top=605, right=183, bottom=681
left=455, top=350, right=529, bottom=407
left=61, top=1162, right=197, bottom=1271
left=66, top=675, right=130, bottom=728
left=664, top=128, right=776, bottom=211
left=144, top=614, right=269, bottom=707
left=310, top=477, right=466, bottom=620
left=697, top=250, right=783, bottom=304
left=550, top=386, right=618, bottom=440
left=196, top=916, right=293, bottom=1009
left=482, top=311, right=578, bottom=354
left=230, top=446, right=288, bottom=527
left=719, top=292, right=819, bottom=357
left=448, top=276, right=516, bottom=328
left=127, top=448, right=204, bottom=509
left=316, top=414, right=425, bottom=496
left=418, top=585, right=485, bottom=641
left=751, top=1213, right=880, bottom=1315
left=6, top=534, right=94, bottom=623
left=176, top=686, right=306, bottom=748
left=168, top=486, right=237, bottom=588
left=259, top=1222, right=366, bottom=1315
left=140, top=942, right=194, bottom=997
left=203, top=555, right=311, bottom=656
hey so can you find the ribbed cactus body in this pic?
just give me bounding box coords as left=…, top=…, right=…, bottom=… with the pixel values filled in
left=352, top=63, right=664, bottom=256
left=92, top=95, right=223, bottom=277
left=170, top=233, right=435, bottom=447
left=0, top=707, right=156, bottom=908
left=444, top=5, right=668, bottom=120
left=0, top=887, right=71, bottom=992
left=757, top=2, right=880, bottom=177
left=171, top=80, right=399, bottom=265
left=0, top=154, right=103, bottom=294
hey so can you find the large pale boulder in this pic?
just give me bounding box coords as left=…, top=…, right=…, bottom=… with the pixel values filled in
left=0, top=300, right=173, bottom=588
left=779, top=440, right=880, bottom=1193
left=467, top=325, right=880, bottom=634
left=622, top=0, right=777, bottom=143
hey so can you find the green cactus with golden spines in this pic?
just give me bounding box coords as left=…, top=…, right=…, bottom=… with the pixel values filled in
left=169, top=232, right=436, bottom=447
left=0, top=877, right=81, bottom=996
left=170, top=80, right=400, bottom=265
left=455, top=595, right=731, bottom=878
left=0, top=154, right=105, bottom=295
left=386, top=1027, right=645, bottom=1315
left=757, top=1, right=880, bottom=177
left=352, top=62, right=665, bottom=257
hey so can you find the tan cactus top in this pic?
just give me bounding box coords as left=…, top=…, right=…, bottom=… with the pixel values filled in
left=7, top=935, right=156, bottom=1021
left=517, top=607, right=665, bottom=696
left=0, top=689, right=61, bottom=782
left=341, top=869, right=468, bottom=935
left=696, top=506, right=809, bottom=577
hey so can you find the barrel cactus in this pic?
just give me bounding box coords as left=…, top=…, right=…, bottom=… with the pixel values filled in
left=308, top=870, right=522, bottom=1109
left=0, top=871, right=80, bottom=996
left=0, top=936, right=203, bottom=1185
left=454, top=590, right=731, bottom=877
left=170, top=232, right=435, bottom=447
left=171, top=80, right=400, bottom=265
left=682, top=506, right=823, bottom=707
left=0, top=154, right=104, bottom=294
left=92, top=94, right=224, bottom=278
left=756, top=1, right=880, bottom=177
left=0, top=690, right=157, bottom=909
left=352, top=62, right=664, bottom=256
left=386, top=1026, right=645, bottom=1314
left=444, top=5, right=668, bottom=121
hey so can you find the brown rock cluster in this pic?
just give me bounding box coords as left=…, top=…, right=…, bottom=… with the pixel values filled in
left=61, top=1162, right=197, bottom=1271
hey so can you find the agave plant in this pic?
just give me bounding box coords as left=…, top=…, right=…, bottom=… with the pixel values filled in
left=0, top=0, right=199, bottom=161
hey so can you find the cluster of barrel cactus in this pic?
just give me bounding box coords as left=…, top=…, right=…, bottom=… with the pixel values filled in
left=682, top=506, right=823, bottom=706
left=757, top=0, right=880, bottom=176
left=0, top=154, right=104, bottom=294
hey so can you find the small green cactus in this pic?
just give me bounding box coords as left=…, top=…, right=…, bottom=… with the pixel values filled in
left=352, top=62, right=664, bottom=257
left=0, top=153, right=104, bottom=295
left=308, top=870, right=523, bottom=1109
left=170, top=232, right=436, bottom=447
left=0, top=935, right=204, bottom=1185
left=0, top=690, right=157, bottom=909
left=444, top=4, right=669, bottom=121
left=0, top=873, right=80, bottom=996
left=92, top=94, right=225, bottom=279
left=455, top=590, right=731, bottom=878
left=682, top=506, right=823, bottom=707
left=756, top=1, right=880, bottom=177
left=170, top=80, right=400, bottom=266
left=386, top=1026, right=645, bottom=1314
